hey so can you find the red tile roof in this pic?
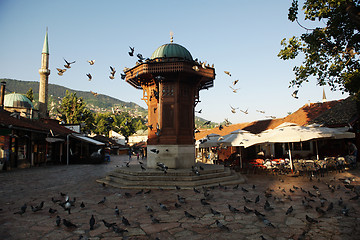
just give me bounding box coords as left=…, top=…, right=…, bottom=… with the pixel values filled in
left=0, top=110, right=74, bottom=135
left=195, top=99, right=342, bottom=140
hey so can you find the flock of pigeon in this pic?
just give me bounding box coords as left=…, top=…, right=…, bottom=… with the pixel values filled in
left=10, top=173, right=359, bottom=239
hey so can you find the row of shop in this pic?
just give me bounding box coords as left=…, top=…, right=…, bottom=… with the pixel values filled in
left=0, top=110, right=127, bottom=170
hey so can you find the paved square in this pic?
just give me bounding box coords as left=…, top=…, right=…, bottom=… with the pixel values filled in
left=0, top=155, right=359, bottom=240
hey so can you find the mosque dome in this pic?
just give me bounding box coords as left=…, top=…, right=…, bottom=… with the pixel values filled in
left=4, top=93, right=34, bottom=109
left=150, top=43, right=193, bottom=61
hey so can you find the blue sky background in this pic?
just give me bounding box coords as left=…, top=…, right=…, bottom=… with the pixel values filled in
left=0, top=0, right=348, bottom=124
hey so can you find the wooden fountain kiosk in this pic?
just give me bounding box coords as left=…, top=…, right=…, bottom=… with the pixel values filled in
left=97, top=39, right=245, bottom=189
left=125, top=41, right=215, bottom=169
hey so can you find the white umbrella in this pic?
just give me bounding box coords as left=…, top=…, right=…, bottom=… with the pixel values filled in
left=218, top=129, right=260, bottom=148
left=198, top=133, right=221, bottom=148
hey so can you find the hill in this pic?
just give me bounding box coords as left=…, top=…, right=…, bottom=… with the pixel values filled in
left=0, top=78, right=215, bottom=125
left=1, top=78, right=147, bottom=116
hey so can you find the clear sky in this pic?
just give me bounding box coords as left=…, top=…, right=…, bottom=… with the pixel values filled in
left=0, top=0, right=348, bottom=124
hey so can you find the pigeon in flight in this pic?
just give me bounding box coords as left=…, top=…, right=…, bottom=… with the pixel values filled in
left=232, top=80, right=239, bottom=85
left=230, top=105, right=239, bottom=114
left=86, top=73, right=92, bottom=81
left=292, top=90, right=299, bottom=99
left=110, top=66, right=116, bottom=76
left=240, top=108, right=249, bottom=114
left=224, top=71, right=231, bottom=76
left=56, top=68, right=67, bottom=76
left=229, top=86, right=240, bottom=93
left=63, top=58, right=75, bottom=69
left=88, top=60, right=95, bottom=65
left=256, top=110, right=265, bottom=114
left=90, top=91, right=98, bottom=97
left=195, top=109, right=202, bottom=114
left=128, top=46, right=134, bottom=56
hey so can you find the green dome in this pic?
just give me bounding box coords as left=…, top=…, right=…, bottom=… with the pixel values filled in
left=4, top=93, right=34, bottom=109
left=151, top=43, right=193, bottom=60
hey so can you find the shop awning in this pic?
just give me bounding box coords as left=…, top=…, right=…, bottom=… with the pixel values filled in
left=71, top=134, right=105, bottom=146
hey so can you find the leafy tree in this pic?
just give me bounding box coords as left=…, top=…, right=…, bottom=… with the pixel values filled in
left=25, top=88, right=34, bottom=102
left=93, top=112, right=147, bottom=140
left=58, top=90, right=95, bottom=132
left=278, top=0, right=360, bottom=104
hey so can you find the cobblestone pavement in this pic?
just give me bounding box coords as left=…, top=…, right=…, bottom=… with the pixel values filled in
left=0, top=155, right=359, bottom=240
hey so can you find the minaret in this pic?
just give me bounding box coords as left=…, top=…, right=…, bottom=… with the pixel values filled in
left=322, top=88, right=327, bottom=103
left=38, top=29, right=50, bottom=118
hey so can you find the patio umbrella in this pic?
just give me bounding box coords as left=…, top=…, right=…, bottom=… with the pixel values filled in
left=258, top=123, right=334, bottom=171
left=218, top=129, right=259, bottom=148
left=197, top=133, right=221, bottom=148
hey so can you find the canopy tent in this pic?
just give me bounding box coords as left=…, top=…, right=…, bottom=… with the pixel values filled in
left=196, top=133, right=221, bottom=148
left=218, top=129, right=260, bottom=148
left=256, top=122, right=355, bottom=170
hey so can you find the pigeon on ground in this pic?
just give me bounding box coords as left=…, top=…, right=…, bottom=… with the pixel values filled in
left=90, top=215, right=95, bottom=230
left=150, top=214, right=160, bottom=223
left=200, top=199, right=210, bottom=205
left=145, top=205, right=153, bottom=212
left=159, top=203, right=168, bottom=211
left=175, top=203, right=182, bottom=208
left=326, top=202, right=333, bottom=212
left=244, top=206, right=253, bottom=213
left=56, top=215, right=61, bottom=226
left=80, top=202, right=85, bottom=208
left=98, top=197, right=106, bottom=204
left=177, top=195, right=186, bottom=204
left=263, top=218, right=276, bottom=228
left=306, top=215, right=318, bottom=223
left=210, top=208, right=220, bottom=215
left=184, top=211, right=196, bottom=219
left=14, top=203, right=27, bottom=215
left=63, top=219, right=77, bottom=228
left=115, top=206, right=120, bottom=216
left=122, top=216, right=130, bottom=226
left=49, top=208, right=57, bottom=214
left=228, top=204, right=240, bottom=213
left=285, top=206, right=293, bottom=215
left=102, top=219, right=116, bottom=228
left=255, top=195, right=260, bottom=203
left=243, top=196, right=252, bottom=203
left=113, top=225, right=128, bottom=234
left=215, top=220, right=230, bottom=231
